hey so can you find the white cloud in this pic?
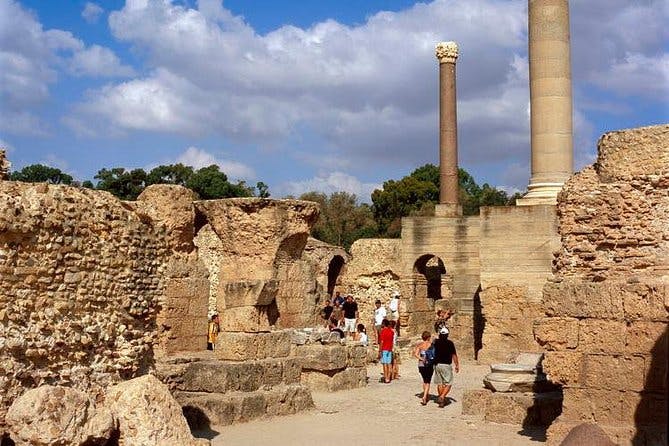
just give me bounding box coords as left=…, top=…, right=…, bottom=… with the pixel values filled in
left=278, top=171, right=381, bottom=202
left=69, top=45, right=135, bottom=77
left=175, top=146, right=256, bottom=180
left=82, top=2, right=104, bottom=24
left=591, top=53, right=669, bottom=99
left=0, top=0, right=135, bottom=136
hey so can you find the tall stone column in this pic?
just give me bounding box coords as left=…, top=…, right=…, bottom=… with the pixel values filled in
left=518, top=0, right=573, bottom=206
left=435, top=41, right=462, bottom=217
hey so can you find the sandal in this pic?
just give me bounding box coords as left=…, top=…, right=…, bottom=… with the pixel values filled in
left=420, top=397, right=428, bottom=406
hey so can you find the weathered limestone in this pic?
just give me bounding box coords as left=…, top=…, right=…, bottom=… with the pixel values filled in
left=0, top=149, right=9, bottom=180
left=479, top=205, right=559, bottom=361
left=105, top=374, right=207, bottom=446
left=0, top=182, right=202, bottom=429
left=519, top=0, right=573, bottom=205
left=195, top=198, right=320, bottom=332
left=6, top=375, right=207, bottom=446
left=435, top=41, right=461, bottom=216
left=6, top=386, right=115, bottom=446
left=462, top=388, right=562, bottom=426
left=294, top=343, right=369, bottom=392
left=536, top=124, right=669, bottom=445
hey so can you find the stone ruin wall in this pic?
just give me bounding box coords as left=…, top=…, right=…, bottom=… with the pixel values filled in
left=478, top=205, right=560, bottom=362
left=0, top=181, right=207, bottom=431
left=534, top=124, right=669, bottom=445
left=0, top=149, right=9, bottom=180
left=338, top=239, right=403, bottom=341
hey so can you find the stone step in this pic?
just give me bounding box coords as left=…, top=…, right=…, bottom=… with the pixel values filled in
left=156, top=356, right=301, bottom=393
left=176, top=384, right=314, bottom=427
left=462, top=389, right=562, bottom=426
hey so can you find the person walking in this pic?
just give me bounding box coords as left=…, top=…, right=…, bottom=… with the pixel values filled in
left=377, top=319, right=394, bottom=383
left=413, top=331, right=435, bottom=405
left=432, top=327, right=459, bottom=407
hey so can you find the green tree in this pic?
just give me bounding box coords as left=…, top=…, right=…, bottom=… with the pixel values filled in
left=10, top=164, right=74, bottom=185
left=185, top=165, right=253, bottom=199
left=299, top=191, right=377, bottom=250
left=371, top=163, right=515, bottom=236
left=256, top=181, right=270, bottom=198
left=146, top=163, right=194, bottom=186
left=94, top=167, right=147, bottom=200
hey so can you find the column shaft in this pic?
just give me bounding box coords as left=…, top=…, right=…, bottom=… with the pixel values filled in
left=520, top=0, right=573, bottom=205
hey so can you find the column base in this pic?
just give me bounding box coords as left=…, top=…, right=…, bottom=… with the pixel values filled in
left=435, top=203, right=463, bottom=217
left=516, top=182, right=564, bottom=206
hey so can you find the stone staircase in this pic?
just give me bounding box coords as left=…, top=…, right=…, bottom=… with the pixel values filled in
left=156, top=353, right=313, bottom=428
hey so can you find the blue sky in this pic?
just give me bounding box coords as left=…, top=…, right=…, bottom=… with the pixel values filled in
left=1, top=0, right=667, bottom=200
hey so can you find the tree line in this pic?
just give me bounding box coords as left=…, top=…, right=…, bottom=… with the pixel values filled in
left=9, top=163, right=269, bottom=201
left=10, top=163, right=520, bottom=249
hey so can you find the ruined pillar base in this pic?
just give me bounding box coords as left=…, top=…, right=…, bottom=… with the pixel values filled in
left=516, top=183, right=564, bottom=206
left=434, top=203, right=463, bottom=217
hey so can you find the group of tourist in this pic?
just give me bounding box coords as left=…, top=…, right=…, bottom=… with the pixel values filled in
left=322, top=292, right=368, bottom=345
left=412, top=309, right=458, bottom=407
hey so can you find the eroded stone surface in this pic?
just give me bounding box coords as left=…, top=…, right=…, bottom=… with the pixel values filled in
left=6, top=386, right=114, bottom=446
left=105, top=375, right=206, bottom=446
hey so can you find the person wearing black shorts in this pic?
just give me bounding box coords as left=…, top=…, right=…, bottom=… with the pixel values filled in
left=413, top=331, right=434, bottom=405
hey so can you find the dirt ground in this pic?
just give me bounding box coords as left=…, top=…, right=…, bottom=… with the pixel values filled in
left=203, top=362, right=548, bottom=446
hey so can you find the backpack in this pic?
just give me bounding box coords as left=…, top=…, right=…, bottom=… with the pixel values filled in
left=424, top=341, right=436, bottom=366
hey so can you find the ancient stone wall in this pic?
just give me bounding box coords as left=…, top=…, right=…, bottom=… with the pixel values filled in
left=0, top=149, right=9, bottom=180
left=535, top=124, right=669, bottom=445
left=479, top=205, right=559, bottom=361
left=338, top=239, right=402, bottom=340
left=194, top=198, right=319, bottom=335
left=0, top=182, right=204, bottom=430
left=399, top=216, right=480, bottom=357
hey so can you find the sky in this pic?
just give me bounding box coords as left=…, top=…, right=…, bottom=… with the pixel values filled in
left=1, top=0, right=667, bottom=201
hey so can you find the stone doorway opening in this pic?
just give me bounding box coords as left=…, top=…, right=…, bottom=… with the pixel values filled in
left=413, top=254, right=446, bottom=300
left=327, top=255, right=345, bottom=296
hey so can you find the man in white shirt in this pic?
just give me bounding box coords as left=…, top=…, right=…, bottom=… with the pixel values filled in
left=373, top=300, right=387, bottom=345
left=388, top=290, right=401, bottom=337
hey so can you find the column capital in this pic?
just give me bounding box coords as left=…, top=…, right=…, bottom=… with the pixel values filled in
left=435, top=41, right=459, bottom=64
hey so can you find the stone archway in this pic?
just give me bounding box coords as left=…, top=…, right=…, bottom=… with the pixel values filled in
left=326, top=255, right=345, bottom=297
left=413, top=254, right=447, bottom=300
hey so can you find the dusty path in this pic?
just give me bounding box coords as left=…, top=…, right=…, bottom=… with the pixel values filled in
left=205, top=362, right=547, bottom=446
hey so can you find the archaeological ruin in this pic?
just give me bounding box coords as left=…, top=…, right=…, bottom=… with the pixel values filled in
left=0, top=0, right=667, bottom=445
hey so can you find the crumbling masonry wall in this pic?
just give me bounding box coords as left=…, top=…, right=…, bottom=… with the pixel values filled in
left=534, top=124, right=669, bottom=445
left=0, top=182, right=206, bottom=430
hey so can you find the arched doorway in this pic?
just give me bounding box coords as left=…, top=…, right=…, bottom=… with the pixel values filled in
left=413, top=254, right=446, bottom=300
left=327, top=255, right=345, bottom=296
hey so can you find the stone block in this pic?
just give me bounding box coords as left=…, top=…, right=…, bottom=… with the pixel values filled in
left=622, top=284, right=667, bottom=321
left=215, top=331, right=291, bottom=361
left=330, top=367, right=367, bottom=391
left=219, top=305, right=272, bottom=332
left=578, top=319, right=626, bottom=353
left=301, top=367, right=367, bottom=392
left=296, top=344, right=347, bottom=371
left=543, top=282, right=623, bottom=319
left=542, top=351, right=583, bottom=386
left=219, top=280, right=278, bottom=308
left=462, top=389, right=490, bottom=416
left=624, top=321, right=667, bottom=354
left=483, top=392, right=561, bottom=426
left=533, top=317, right=579, bottom=350
left=346, top=344, right=368, bottom=368
left=561, top=388, right=621, bottom=424
left=264, top=385, right=314, bottom=416
left=583, top=354, right=645, bottom=391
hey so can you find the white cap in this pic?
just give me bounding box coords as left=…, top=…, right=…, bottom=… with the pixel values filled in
left=392, top=290, right=400, bottom=297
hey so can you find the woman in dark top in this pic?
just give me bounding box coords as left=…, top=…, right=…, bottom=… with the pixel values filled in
left=413, top=330, right=434, bottom=405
